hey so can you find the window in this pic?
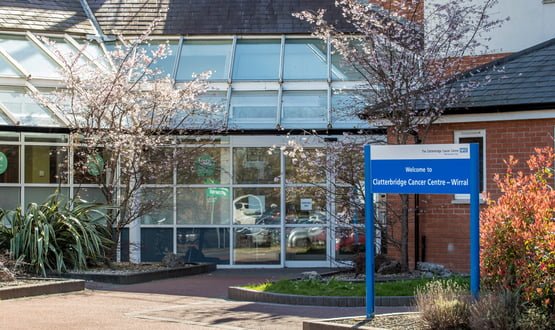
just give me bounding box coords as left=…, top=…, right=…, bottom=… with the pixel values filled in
left=177, top=147, right=230, bottom=184
left=174, top=91, right=227, bottom=128
left=46, top=38, right=89, bottom=68
left=233, top=227, right=281, bottom=264
left=0, top=145, right=18, bottom=183
left=331, top=90, right=367, bottom=122
left=24, top=187, right=69, bottom=204
left=0, top=35, right=61, bottom=78
left=140, top=41, right=179, bottom=77
left=0, top=87, right=60, bottom=126
left=140, top=188, right=175, bottom=225
left=75, top=39, right=110, bottom=69
left=455, top=130, right=486, bottom=199
left=24, top=145, right=68, bottom=184
left=283, top=39, right=328, bottom=80
left=232, top=40, right=281, bottom=80
left=229, top=91, right=278, bottom=126
left=281, top=91, right=327, bottom=125
left=176, top=228, right=230, bottom=264
left=233, top=148, right=280, bottom=184
left=176, top=40, right=232, bottom=81
left=141, top=228, right=173, bottom=262
left=331, top=51, right=364, bottom=81
left=176, top=188, right=231, bottom=225
left=0, top=187, right=19, bottom=210
left=104, top=41, right=178, bottom=78
left=0, top=55, right=19, bottom=77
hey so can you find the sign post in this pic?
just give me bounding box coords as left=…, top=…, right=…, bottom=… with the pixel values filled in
left=364, top=144, right=480, bottom=319
left=364, top=145, right=375, bottom=317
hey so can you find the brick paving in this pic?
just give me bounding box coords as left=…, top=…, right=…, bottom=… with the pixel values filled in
left=0, top=268, right=413, bottom=329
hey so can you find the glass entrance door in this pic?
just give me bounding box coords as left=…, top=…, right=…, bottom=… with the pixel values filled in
left=283, top=148, right=330, bottom=267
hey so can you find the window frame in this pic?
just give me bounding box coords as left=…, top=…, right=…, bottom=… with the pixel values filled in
left=454, top=129, right=486, bottom=201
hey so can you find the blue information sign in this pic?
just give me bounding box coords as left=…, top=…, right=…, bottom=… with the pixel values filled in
left=370, top=144, right=472, bottom=194
left=364, top=144, right=480, bottom=319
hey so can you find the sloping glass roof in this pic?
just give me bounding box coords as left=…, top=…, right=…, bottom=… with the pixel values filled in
left=0, top=87, right=60, bottom=126
left=0, top=112, right=8, bottom=125
left=283, top=39, right=328, bottom=80
left=0, top=32, right=370, bottom=130
left=176, top=40, right=232, bottom=81
left=0, top=54, right=20, bottom=77
left=0, top=35, right=61, bottom=78
left=46, top=37, right=89, bottom=68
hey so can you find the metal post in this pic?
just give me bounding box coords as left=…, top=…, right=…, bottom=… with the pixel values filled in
left=470, top=143, right=480, bottom=299
left=364, top=145, right=375, bottom=318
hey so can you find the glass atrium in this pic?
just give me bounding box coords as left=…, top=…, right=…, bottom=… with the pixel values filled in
left=0, top=32, right=374, bottom=267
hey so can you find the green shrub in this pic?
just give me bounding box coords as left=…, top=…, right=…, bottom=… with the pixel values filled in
left=0, top=192, right=111, bottom=276
left=517, top=304, right=555, bottom=330
left=416, top=279, right=470, bottom=329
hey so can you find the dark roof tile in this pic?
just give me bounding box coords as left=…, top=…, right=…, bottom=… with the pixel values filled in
left=88, top=0, right=352, bottom=35
left=0, top=0, right=94, bottom=34
left=449, top=38, right=555, bottom=110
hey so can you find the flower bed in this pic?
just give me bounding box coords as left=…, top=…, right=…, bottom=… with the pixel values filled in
left=61, top=262, right=216, bottom=284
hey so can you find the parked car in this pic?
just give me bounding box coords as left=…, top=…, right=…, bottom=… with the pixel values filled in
left=335, top=231, right=365, bottom=253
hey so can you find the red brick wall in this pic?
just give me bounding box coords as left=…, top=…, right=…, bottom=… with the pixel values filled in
left=384, top=118, right=555, bottom=272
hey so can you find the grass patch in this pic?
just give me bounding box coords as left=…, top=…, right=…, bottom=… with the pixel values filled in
left=244, top=276, right=469, bottom=297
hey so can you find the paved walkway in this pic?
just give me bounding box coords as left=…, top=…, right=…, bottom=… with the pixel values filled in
left=0, top=268, right=413, bottom=329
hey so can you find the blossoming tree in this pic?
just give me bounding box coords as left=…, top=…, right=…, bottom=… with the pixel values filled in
left=36, top=18, right=223, bottom=261
left=295, top=0, right=504, bottom=270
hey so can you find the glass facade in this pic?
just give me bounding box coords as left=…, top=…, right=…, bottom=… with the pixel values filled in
left=282, top=91, right=327, bottom=124
left=0, top=34, right=61, bottom=78
left=232, top=39, right=281, bottom=80
left=0, top=87, right=60, bottom=126
left=0, top=31, right=372, bottom=267
left=177, top=188, right=231, bottom=225
left=0, top=133, right=373, bottom=266
left=0, top=33, right=368, bottom=130
left=177, top=228, right=230, bottom=264
left=0, top=55, right=19, bottom=77
left=233, top=147, right=280, bottom=184
left=0, top=144, right=18, bottom=183
left=283, top=39, right=328, bottom=80
left=229, top=91, right=278, bottom=127
left=177, top=40, right=232, bottom=81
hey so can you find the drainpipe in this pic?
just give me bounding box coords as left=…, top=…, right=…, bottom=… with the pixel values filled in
left=414, top=194, right=420, bottom=268
left=413, top=132, right=422, bottom=269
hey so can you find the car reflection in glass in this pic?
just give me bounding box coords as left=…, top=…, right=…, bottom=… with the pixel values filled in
left=287, top=213, right=326, bottom=248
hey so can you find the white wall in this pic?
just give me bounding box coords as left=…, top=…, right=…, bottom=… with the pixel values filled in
left=426, top=0, right=555, bottom=53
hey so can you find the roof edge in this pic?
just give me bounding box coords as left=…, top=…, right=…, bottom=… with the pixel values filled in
left=445, top=102, right=555, bottom=115
left=447, top=36, right=555, bottom=84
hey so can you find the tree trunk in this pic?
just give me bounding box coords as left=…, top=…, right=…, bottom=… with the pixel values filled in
left=107, top=226, right=120, bottom=263
left=400, top=193, right=410, bottom=272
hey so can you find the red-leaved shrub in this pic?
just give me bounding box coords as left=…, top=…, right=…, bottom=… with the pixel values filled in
left=481, top=147, right=555, bottom=314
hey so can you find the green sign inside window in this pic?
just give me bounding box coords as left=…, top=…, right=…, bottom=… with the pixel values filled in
left=206, top=187, right=229, bottom=198
left=86, top=154, right=104, bottom=176
left=0, top=152, right=7, bottom=175
left=195, top=154, right=216, bottom=177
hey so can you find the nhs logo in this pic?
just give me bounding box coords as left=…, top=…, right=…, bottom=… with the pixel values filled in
left=459, top=147, right=469, bottom=153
